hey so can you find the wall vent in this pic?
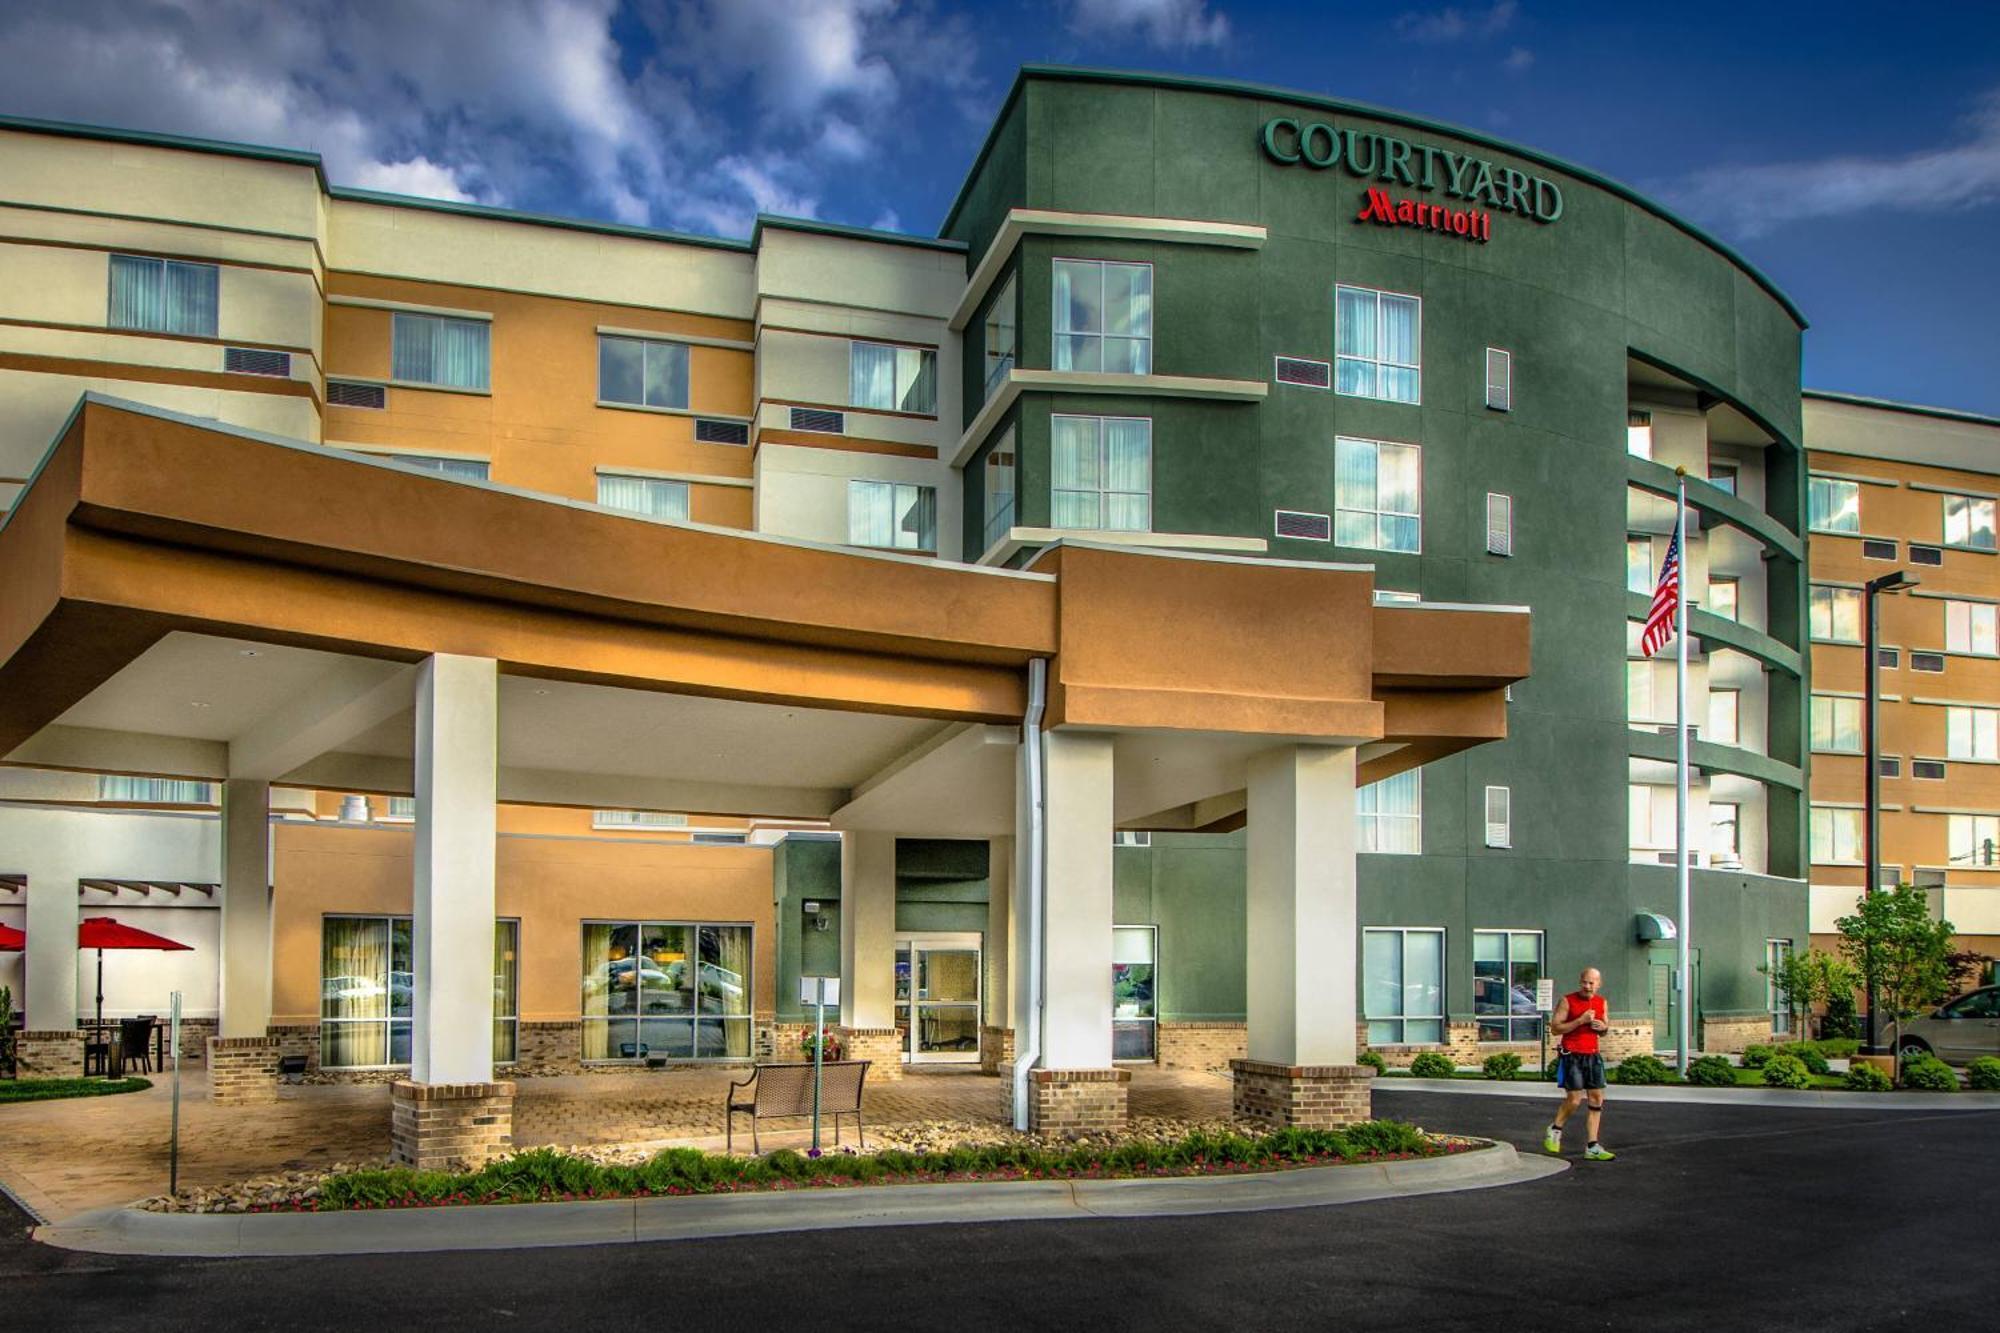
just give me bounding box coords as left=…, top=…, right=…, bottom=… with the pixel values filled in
left=1878, top=756, right=1902, bottom=778
left=1484, top=785, right=1512, bottom=849
left=1862, top=538, right=1897, bottom=561
left=1485, top=492, right=1513, bottom=556
left=224, top=347, right=291, bottom=377
left=1911, top=651, right=1946, bottom=673
left=1274, top=509, right=1332, bottom=541
left=1877, top=647, right=1900, bottom=669
left=1909, top=544, right=1944, bottom=566
left=327, top=379, right=387, bottom=410
left=789, top=407, right=845, bottom=434
left=694, top=418, right=751, bottom=446
left=1912, top=759, right=1947, bottom=780
left=1273, top=356, right=1331, bottom=389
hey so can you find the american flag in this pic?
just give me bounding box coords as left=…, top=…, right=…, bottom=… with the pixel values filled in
left=1640, top=526, right=1681, bottom=658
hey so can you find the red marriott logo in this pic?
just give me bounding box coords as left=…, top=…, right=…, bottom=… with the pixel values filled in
left=1356, top=187, right=1492, bottom=243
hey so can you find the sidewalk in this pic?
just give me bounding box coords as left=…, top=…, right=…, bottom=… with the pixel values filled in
left=1375, top=1077, right=2000, bottom=1110
left=33, top=1140, right=1557, bottom=1257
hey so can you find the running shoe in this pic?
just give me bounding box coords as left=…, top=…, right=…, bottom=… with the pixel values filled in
left=1584, top=1143, right=1616, bottom=1161
left=1542, top=1127, right=1562, bottom=1155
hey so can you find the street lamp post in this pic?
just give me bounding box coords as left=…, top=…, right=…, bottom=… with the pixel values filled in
left=1863, top=568, right=1917, bottom=1053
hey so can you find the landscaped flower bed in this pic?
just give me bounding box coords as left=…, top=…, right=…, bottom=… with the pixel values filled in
left=144, top=1119, right=1479, bottom=1214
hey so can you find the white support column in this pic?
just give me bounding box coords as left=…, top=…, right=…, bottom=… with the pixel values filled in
left=411, top=654, right=498, bottom=1086
left=838, top=831, right=897, bottom=1029
left=1245, top=744, right=1358, bottom=1066
left=22, top=848, right=80, bottom=1030
left=1040, top=729, right=1115, bottom=1070
left=217, top=779, right=272, bottom=1039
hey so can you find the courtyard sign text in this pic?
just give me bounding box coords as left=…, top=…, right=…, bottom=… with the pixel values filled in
left=1259, top=117, right=1564, bottom=226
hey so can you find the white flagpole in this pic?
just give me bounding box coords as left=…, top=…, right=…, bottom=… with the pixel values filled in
left=1674, top=469, right=1692, bottom=1075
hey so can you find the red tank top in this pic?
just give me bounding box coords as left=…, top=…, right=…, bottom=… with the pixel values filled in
left=1561, top=992, right=1606, bottom=1054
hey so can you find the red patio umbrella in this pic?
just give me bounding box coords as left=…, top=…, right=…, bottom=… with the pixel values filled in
left=78, top=916, right=191, bottom=1044
left=0, top=922, right=23, bottom=951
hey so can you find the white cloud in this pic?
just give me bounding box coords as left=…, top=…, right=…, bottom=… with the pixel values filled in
left=1655, top=88, right=2000, bottom=238
left=1395, top=1, right=1517, bottom=43
left=1503, top=47, right=1534, bottom=73
left=871, top=207, right=903, bottom=232
left=1063, top=0, right=1231, bottom=50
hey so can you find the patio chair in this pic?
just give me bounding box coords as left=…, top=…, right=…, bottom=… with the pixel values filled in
left=117, top=1017, right=155, bottom=1075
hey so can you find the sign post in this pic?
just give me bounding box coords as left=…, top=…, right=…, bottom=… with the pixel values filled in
left=168, top=990, right=183, bottom=1196
left=798, top=976, right=839, bottom=1153
left=1535, top=978, right=1555, bottom=1079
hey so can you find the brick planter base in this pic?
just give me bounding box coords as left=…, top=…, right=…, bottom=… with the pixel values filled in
left=17, top=1030, right=84, bottom=1079
left=999, top=1064, right=1130, bottom=1135
left=391, top=1080, right=517, bottom=1170
left=208, top=1037, right=280, bottom=1104
left=837, top=1026, right=904, bottom=1080
left=979, top=1026, right=1014, bottom=1075
left=1231, top=1059, right=1373, bottom=1130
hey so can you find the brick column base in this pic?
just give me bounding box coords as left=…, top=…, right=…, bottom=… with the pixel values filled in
left=207, top=1037, right=281, bottom=1104
left=979, top=1026, right=1015, bottom=1075
left=391, top=1080, right=517, bottom=1171
left=1231, top=1059, right=1373, bottom=1130
left=17, top=1030, right=85, bottom=1079
left=837, top=1026, right=904, bottom=1080
left=999, top=1063, right=1130, bottom=1136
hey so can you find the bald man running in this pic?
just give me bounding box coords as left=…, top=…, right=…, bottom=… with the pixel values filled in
left=1544, top=968, right=1616, bottom=1161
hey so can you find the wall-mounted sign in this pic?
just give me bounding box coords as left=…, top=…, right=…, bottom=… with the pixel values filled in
left=1259, top=117, right=1564, bottom=228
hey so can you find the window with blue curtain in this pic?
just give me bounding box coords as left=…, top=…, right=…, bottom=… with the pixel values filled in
left=108, top=254, right=219, bottom=336
left=849, top=341, right=937, bottom=414
left=597, top=473, right=690, bottom=520
left=848, top=480, right=937, bottom=550
left=1334, top=285, right=1420, bottom=404
left=1053, top=259, right=1152, bottom=374
left=1052, top=415, right=1151, bottom=532
left=599, top=336, right=689, bottom=409
left=1335, top=436, right=1421, bottom=552
left=392, top=312, right=491, bottom=391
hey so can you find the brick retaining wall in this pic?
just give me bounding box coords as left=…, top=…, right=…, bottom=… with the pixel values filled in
left=1231, top=1059, right=1373, bottom=1130
left=1158, top=1020, right=1247, bottom=1070
left=837, top=1026, right=904, bottom=1080
left=17, top=1030, right=84, bottom=1079
left=978, top=1025, right=1014, bottom=1074
left=1700, top=1014, right=1776, bottom=1054
left=999, top=1063, right=1130, bottom=1135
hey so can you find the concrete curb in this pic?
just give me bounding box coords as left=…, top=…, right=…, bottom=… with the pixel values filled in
left=33, top=1140, right=1560, bottom=1257
left=1376, top=1078, right=2000, bottom=1110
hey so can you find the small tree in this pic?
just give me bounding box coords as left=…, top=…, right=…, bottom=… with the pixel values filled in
left=0, top=984, right=12, bottom=1077
left=1761, top=949, right=1861, bottom=1040
left=1836, top=884, right=1959, bottom=1024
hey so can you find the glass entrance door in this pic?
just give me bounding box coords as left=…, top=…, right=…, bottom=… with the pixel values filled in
left=894, top=933, right=981, bottom=1064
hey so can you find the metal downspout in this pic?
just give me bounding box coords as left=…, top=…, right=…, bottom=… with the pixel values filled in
left=1012, top=658, right=1048, bottom=1131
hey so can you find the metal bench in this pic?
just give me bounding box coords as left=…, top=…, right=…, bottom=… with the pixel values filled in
left=724, top=1059, right=869, bottom=1154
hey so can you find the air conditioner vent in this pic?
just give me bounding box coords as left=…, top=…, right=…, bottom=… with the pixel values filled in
left=789, top=407, right=845, bottom=434
left=694, top=418, right=750, bottom=446
left=1911, top=651, right=1946, bottom=673
left=1862, top=538, right=1897, bottom=561
left=1484, top=347, right=1512, bottom=411
left=1878, top=757, right=1902, bottom=778
left=1912, top=759, right=1947, bottom=780
left=1909, top=544, right=1944, bottom=566
left=1273, top=356, right=1332, bottom=389
left=224, top=347, right=291, bottom=377
left=1877, top=647, right=1900, bottom=669
left=327, top=379, right=387, bottom=410
left=1274, top=509, right=1332, bottom=541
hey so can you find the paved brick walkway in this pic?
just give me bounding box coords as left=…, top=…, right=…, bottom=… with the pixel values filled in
left=0, top=1066, right=1235, bottom=1222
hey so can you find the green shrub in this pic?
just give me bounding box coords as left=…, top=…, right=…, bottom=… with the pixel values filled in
left=1967, top=1057, right=2000, bottom=1091
left=1821, top=993, right=1860, bottom=1040
left=1613, top=1054, right=1672, bottom=1085
left=1900, top=1055, right=1958, bottom=1091
left=1842, top=1062, right=1893, bottom=1092
left=1741, top=1043, right=1775, bottom=1068
left=1685, top=1055, right=1736, bottom=1087
left=1761, top=1054, right=1811, bottom=1089
left=1481, top=1051, right=1523, bottom=1080
left=1810, top=1037, right=1861, bottom=1059
left=1341, top=1120, right=1428, bottom=1156
left=1778, top=1043, right=1830, bottom=1075
left=1356, top=1050, right=1388, bottom=1075
left=1408, top=1052, right=1456, bottom=1079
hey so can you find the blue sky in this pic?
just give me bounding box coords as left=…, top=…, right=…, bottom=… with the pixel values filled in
left=2, top=1, right=1995, bottom=414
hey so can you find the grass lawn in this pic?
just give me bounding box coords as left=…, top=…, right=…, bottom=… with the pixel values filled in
left=0, top=1076, right=151, bottom=1104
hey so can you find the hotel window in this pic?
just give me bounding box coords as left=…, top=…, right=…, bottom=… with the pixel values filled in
left=1473, top=930, right=1543, bottom=1042
left=983, top=432, right=1017, bottom=550
left=1484, top=786, right=1512, bottom=849
left=598, top=474, right=690, bottom=520
left=851, top=341, right=938, bottom=415
left=1809, top=586, right=1862, bottom=642
left=1485, top=492, right=1513, bottom=556
left=1053, top=415, right=1151, bottom=532
left=369, top=453, right=489, bottom=481
left=1809, top=806, right=1862, bottom=864
left=1626, top=536, right=1654, bottom=594
left=384, top=796, right=416, bottom=821
left=1629, top=784, right=1659, bottom=847
left=1627, top=660, right=1654, bottom=723
left=1112, top=925, right=1157, bottom=1060
left=1945, top=600, right=1999, bottom=655
left=1053, top=259, right=1152, bottom=374
left=108, top=254, right=218, bottom=336
left=848, top=480, right=937, bottom=551
left=580, top=921, right=752, bottom=1061
left=1707, top=689, right=1740, bottom=746
left=1949, top=813, right=2000, bottom=867
left=1766, top=940, right=1794, bottom=1035
left=599, top=335, right=689, bottom=410
left=321, top=917, right=517, bottom=1068
left=1810, top=695, right=1862, bottom=753
left=1712, top=802, right=1741, bottom=862
left=984, top=274, right=1017, bottom=400
left=392, top=312, right=491, bottom=391
left=1335, top=437, right=1420, bottom=552
left=1334, top=285, right=1420, bottom=403
left=1943, top=492, right=1998, bottom=551
left=1707, top=576, right=1739, bottom=621
left=1808, top=477, right=1860, bottom=534
left=1357, top=769, right=1421, bottom=854
left=97, top=775, right=216, bottom=804
left=1708, top=462, right=1738, bottom=496
left=1947, top=705, right=2000, bottom=761
left=1483, top=347, right=1512, bottom=411
left=1364, top=927, right=1444, bottom=1045
left=1626, top=411, right=1653, bottom=459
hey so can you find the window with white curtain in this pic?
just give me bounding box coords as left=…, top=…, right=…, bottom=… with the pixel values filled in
left=597, top=473, right=690, bottom=520
left=1711, top=802, right=1741, bottom=859
left=848, top=480, right=937, bottom=550
left=1629, top=784, right=1659, bottom=847
left=321, top=916, right=517, bottom=1068
left=392, top=312, right=491, bottom=391
left=1946, top=600, right=1998, bottom=655
left=1707, top=689, right=1740, bottom=745
left=1334, top=285, right=1420, bottom=403
left=1810, top=695, right=1862, bottom=752
left=1809, top=806, right=1862, bottom=864
left=361, top=452, right=489, bottom=480
left=850, top=341, right=938, bottom=414
left=1364, top=927, right=1444, bottom=1045
left=1708, top=577, right=1739, bottom=621
left=1627, top=536, right=1654, bottom=594
left=1943, top=492, right=1997, bottom=551
left=1809, top=586, right=1862, bottom=642
left=1358, top=769, right=1421, bottom=854
left=1947, top=705, right=2000, bottom=760
left=1808, top=477, right=1861, bottom=533
left=108, top=254, right=219, bottom=336
left=97, top=775, right=216, bottom=804
left=1335, top=437, right=1420, bottom=552
left=1949, top=813, right=2000, bottom=867
left=1053, top=259, right=1152, bottom=374
left=1052, top=415, right=1151, bottom=532
left=1627, top=660, right=1654, bottom=723
left=598, top=336, right=689, bottom=410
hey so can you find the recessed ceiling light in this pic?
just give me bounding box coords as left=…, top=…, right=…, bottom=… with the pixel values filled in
left=533, top=688, right=550, bottom=696
left=239, top=649, right=259, bottom=657
left=189, top=701, right=212, bottom=709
